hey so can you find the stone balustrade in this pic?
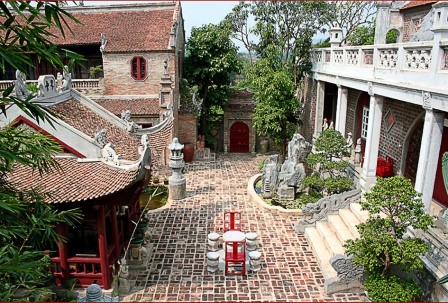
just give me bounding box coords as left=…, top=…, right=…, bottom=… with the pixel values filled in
left=311, top=40, right=448, bottom=92
left=0, top=78, right=102, bottom=94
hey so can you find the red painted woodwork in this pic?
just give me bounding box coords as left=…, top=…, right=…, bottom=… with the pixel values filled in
left=404, top=119, right=424, bottom=185
left=355, top=93, right=370, bottom=156
left=230, top=122, right=249, bottom=153
left=52, top=256, right=103, bottom=287
left=56, top=224, right=70, bottom=281
left=433, top=125, right=448, bottom=206
left=376, top=156, right=394, bottom=177
left=97, top=206, right=111, bottom=289
left=224, top=240, right=246, bottom=276
left=224, top=211, right=242, bottom=232
left=110, top=206, right=120, bottom=260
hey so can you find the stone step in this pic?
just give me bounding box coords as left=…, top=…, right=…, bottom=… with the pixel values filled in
left=339, top=208, right=361, bottom=238
left=350, top=202, right=369, bottom=223
left=316, top=221, right=345, bottom=255
left=327, top=214, right=356, bottom=245
left=305, top=227, right=337, bottom=280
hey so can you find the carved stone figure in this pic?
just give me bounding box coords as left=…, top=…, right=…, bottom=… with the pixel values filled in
left=322, top=118, right=329, bottom=130
left=121, top=109, right=142, bottom=132
left=346, top=132, right=354, bottom=159
left=101, top=142, right=121, bottom=165
left=261, top=154, right=280, bottom=199
left=354, top=138, right=362, bottom=165
left=441, top=209, right=448, bottom=235
left=141, top=134, right=149, bottom=147
left=56, top=72, right=63, bottom=88
left=14, top=70, right=31, bottom=100
left=329, top=121, right=334, bottom=129
left=100, top=33, right=108, bottom=52
left=163, top=59, right=168, bottom=75
left=412, top=9, right=434, bottom=42
left=94, top=127, right=107, bottom=148
left=121, top=110, right=131, bottom=122
left=61, top=65, right=72, bottom=91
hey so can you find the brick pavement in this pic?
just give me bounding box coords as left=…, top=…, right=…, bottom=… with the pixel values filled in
left=122, top=153, right=367, bottom=302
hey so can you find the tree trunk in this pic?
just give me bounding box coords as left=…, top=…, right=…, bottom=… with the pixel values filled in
left=279, top=139, right=288, bottom=164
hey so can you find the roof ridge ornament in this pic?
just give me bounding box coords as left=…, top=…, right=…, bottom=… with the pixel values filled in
left=100, top=33, right=107, bottom=52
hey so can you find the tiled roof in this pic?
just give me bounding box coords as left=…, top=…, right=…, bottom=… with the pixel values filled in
left=226, top=90, right=256, bottom=111
left=47, top=7, right=174, bottom=52
left=50, top=99, right=140, bottom=160
left=401, top=1, right=437, bottom=10
left=94, top=99, right=160, bottom=116
left=7, top=158, right=139, bottom=204
left=149, top=119, right=173, bottom=168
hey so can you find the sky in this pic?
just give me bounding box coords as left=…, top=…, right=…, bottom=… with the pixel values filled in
left=80, top=1, right=328, bottom=52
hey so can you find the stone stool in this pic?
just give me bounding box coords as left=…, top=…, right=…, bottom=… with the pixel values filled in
left=249, top=251, right=262, bottom=272
left=207, top=232, right=220, bottom=251
left=206, top=251, right=220, bottom=273
left=245, top=232, right=258, bottom=251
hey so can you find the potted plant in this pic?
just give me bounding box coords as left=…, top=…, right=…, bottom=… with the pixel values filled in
left=345, top=176, right=434, bottom=302
left=163, top=177, right=169, bottom=185
left=152, top=175, right=160, bottom=184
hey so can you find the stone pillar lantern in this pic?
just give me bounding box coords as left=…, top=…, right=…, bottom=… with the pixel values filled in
left=168, top=137, right=186, bottom=200
left=329, top=27, right=342, bottom=48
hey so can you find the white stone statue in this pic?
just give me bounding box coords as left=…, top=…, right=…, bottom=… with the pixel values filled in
left=61, top=65, right=72, bottom=91
left=94, top=127, right=107, bottom=148
left=322, top=118, right=329, bottom=130
left=100, top=33, right=108, bottom=52
left=346, top=132, right=353, bottom=155
left=354, top=138, right=362, bottom=165
left=141, top=134, right=149, bottom=147
left=14, top=70, right=31, bottom=100
left=121, top=110, right=131, bottom=122
left=329, top=121, right=334, bottom=129
left=101, top=142, right=121, bottom=165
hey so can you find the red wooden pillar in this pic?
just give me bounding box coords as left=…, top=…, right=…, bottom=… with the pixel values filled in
left=56, top=223, right=70, bottom=281
left=110, top=206, right=120, bottom=260
left=97, top=205, right=111, bottom=289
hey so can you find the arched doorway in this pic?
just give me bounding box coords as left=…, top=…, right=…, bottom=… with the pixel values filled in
left=230, top=122, right=249, bottom=153
left=403, top=119, right=424, bottom=185
left=354, top=92, right=370, bottom=156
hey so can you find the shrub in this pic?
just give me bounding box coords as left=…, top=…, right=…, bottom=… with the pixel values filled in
left=364, top=273, right=421, bottom=302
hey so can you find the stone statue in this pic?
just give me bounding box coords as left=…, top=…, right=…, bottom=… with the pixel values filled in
left=354, top=138, right=362, bottom=165
left=346, top=132, right=353, bottom=158
left=441, top=209, right=448, bottom=235
left=121, top=110, right=131, bottom=122
left=94, top=127, right=107, bottom=148
left=261, top=154, right=280, bottom=199
left=120, top=110, right=141, bottom=132
left=77, top=283, right=118, bottom=302
left=412, top=9, right=434, bottom=42
left=56, top=72, right=63, bottom=88
left=61, top=65, right=72, bottom=91
left=277, top=133, right=312, bottom=200
left=329, top=121, right=334, bottom=129
left=100, top=33, right=108, bottom=52
left=322, top=118, right=329, bottom=130
left=14, top=70, right=31, bottom=100
left=141, top=134, right=149, bottom=147
left=101, top=142, right=121, bottom=165
left=163, top=59, right=168, bottom=75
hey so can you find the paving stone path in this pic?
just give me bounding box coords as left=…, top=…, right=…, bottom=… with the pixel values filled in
left=123, top=153, right=367, bottom=302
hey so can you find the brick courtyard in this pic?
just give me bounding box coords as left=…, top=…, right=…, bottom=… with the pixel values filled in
left=122, top=153, right=367, bottom=302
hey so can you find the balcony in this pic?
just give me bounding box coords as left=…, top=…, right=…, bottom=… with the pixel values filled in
left=311, top=41, right=448, bottom=93
left=0, top=78, right=104, bottom=95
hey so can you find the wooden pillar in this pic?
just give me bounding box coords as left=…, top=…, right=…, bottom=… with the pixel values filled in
left=56, top=223, right=70, bottom=281
left=110, top=206, right=120, bottom=260
left=97, top=205, right=111, bottom=289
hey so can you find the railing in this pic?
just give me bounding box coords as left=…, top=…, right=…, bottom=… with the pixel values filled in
left=311, top=40, right=448, bottom=92
left=52, top=256, right=103, bottom=287
left=0, top=79, right=100, bottom=90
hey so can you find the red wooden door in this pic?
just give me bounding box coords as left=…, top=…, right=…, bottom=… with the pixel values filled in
left=230, top=122, right=249, bottom=153
left=433, top=125, right=448, bottom=206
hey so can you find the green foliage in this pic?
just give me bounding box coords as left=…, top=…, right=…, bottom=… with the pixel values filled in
left=364, top=273, right=422, bottom=302
left=247, top=59, right=300, bottom=160
left=26, top=83, right=38, bottom=94
left=89, top=65, right=103, bottom=78
left=348, top=24, right=375, bottom=46
left=386, top=29, right=398, bottom=44
left=345, top=177, right=433, bottom=302
left=258, top=160, right=265, bottom=171
left=313, top=37, right=330, bottom=48
left=184, top=23, right=241, bottom=133
left=303, top=129, right=353, bottom=196
left=179, top=79, right=201, bottom=116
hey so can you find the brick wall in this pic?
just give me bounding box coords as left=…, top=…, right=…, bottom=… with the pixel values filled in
left=378, top=98, right=424, bottom=174
left=178, top=113, right=197, bottom=145
left=402, top=5, right=432, bottom=42
left=300, top=77, right=317, bottom=143
left=102, top=52, right=175, bottom=96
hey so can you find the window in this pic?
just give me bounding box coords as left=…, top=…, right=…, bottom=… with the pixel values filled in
left=361, top=106, right=369, bottom=139
left=131, top=56, right=146, bottom=80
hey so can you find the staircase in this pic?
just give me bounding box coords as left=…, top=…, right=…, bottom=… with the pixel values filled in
left=303, top=202, right=369, bottom=294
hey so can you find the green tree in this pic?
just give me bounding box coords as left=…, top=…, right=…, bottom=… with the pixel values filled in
left=184, top=23, right=241, bottom=138
left=0, top=2, right=82, bottom=300
left=247, top=58, right=300, bottom=161
left=302, top=129, right=353, bottom=197
left=345, top=176, right=434, bottom=302
left=347, top=24, right=375, bottom=46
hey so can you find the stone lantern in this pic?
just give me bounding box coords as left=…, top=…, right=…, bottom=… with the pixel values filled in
left=168, top=137, right=186, bottom=200
left=329, top=27, right=342, bottom=48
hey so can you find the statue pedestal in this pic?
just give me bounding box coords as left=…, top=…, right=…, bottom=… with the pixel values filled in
left=169, top=177, right=186, bottom=200
left=277, top=184, right=295, bottom=201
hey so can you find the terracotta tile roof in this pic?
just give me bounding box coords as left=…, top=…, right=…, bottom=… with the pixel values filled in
left=47, top=7, right=175, bottom=52
left=149, top=119, right=173, bottom=168
left=7, top=158, right=139, bottom=204
left=94, top=99, right=160, bottom=116
left=401, top=1, right=437, bottom=10
left=226, top=89, right=256, bottom=111
left=50, top=99, right=140, bottom=160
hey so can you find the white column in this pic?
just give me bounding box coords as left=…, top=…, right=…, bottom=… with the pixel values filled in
left=335, top=85, right=348, bottom=137
left=314, top=80, right=325, bottom=137
left=414, top=107, right=444, bottom=213
left=359, top=94, right=384, bottom=191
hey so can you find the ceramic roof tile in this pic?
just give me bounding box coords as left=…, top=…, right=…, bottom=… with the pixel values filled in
left=94, top=99, right=160, bottom=116
left=401, top=1, right=437, bottom=10
left=7, top=158, right=139, bottom=204
left=47, top=7, right=174, bottom=52
left=50, top=98, right=140, bottom=160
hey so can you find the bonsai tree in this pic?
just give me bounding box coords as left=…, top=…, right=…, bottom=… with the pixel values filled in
left=302, top=128, right=353, bottom=201
left=345, top=176, right=434, bottom=302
